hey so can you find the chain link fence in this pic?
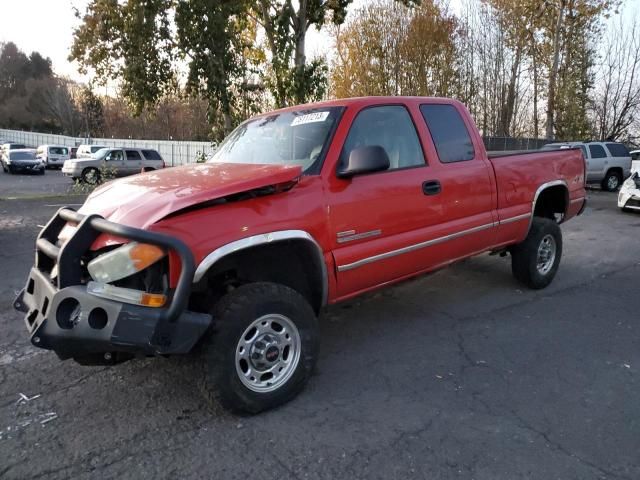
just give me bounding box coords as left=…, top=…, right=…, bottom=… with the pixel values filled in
left=483, top=136, right=548, bottom=153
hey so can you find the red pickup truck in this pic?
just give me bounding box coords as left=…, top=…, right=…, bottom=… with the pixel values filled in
left=15, top=97, right=586, bottom=413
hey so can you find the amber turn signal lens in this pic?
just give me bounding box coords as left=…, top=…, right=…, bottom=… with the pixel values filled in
left=129, top=243, right=166, bottom=270
left=140, top=293, right=167, bottom=308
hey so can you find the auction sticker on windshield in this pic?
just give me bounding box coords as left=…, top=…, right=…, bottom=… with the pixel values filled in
left=291, top=112, right=330, bottom=126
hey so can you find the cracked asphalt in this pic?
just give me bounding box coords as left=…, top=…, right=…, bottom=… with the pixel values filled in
left=1, top=190, right=638, bottom=479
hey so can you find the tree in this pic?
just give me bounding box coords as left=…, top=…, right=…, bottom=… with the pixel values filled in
left=330, top=0, right=458, bottom=100
left=78, top=86, right=105, bottom=137
left=592, top=14, right=640, bottom=142
left=70, top=0, right=175, bottom=115
left=254, top=0, right=420, bottom=107
left=71, top=0, right=265, bottom=138
left=175, top=0, right=260, bottom=136
left=540, top=0, right=617, bottom=139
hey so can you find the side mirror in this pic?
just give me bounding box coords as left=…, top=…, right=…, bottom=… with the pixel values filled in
left=337, top=145, right=390, bottom=178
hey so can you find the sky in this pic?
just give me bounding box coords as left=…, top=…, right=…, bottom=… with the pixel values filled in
left=0, top=0, right=461, bottom=80
left=0, top=0, right=632, bottom=82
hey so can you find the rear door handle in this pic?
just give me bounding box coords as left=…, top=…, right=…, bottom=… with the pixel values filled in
left=422, top=180, right=441, bottom=196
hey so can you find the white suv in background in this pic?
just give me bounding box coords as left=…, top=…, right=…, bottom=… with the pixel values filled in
left=542, top=141, right=631, bottom=191
left=36, top=145, right=70, bottom=169
left=62, top=147, right=165, bottom=184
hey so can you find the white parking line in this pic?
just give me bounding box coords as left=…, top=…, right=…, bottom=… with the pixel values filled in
left=44, top=204, right=83, bottom=207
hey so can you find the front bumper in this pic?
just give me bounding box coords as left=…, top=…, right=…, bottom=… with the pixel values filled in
left=8, top=162, right=44, bottom=173
left=14, top=208, right=211, bottom=361
left=61, top=165, right=81, bottom=177
left=618, top=183, right=640, bottom=211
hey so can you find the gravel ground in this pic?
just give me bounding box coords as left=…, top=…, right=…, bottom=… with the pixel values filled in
left=0, top=190, right=638, bottom=480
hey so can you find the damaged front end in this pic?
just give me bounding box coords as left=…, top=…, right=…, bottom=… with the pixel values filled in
left=14, top=208, right=211, bottom=365
left=618, top=172, right=640, bottom=212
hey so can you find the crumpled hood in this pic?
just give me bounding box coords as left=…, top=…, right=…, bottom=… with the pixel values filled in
left=77, top=162, right=302, bottom=229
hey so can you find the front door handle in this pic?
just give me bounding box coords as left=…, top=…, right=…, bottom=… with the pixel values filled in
left=422, top=180, right=441, bottom=196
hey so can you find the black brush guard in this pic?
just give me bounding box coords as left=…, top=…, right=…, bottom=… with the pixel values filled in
left=14, top=207, right=211, bottom=362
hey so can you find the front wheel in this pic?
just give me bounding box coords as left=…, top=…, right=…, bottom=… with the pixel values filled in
left=81, top=167, right=100, bottom=184
left=199, top=282, right=319, bottom=414
left=511, top=217, right=563, bottom=289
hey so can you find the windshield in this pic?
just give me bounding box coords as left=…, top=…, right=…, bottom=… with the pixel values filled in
left=92, top=148, right=110, bottom=159
left=11, top=151, right=36, bottom=160
left=209, top=107, right=342, bottom=173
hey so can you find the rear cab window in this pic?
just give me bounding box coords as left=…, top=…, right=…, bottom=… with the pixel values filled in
left=125, top=150, right=142, bottom=161
left=142, top=149, right=162, bottom=160
left=589, top=144, right=607, bottom=158
left=605, top=143, right=629, bottom=157
left=420, top=104, right=475, bottom=163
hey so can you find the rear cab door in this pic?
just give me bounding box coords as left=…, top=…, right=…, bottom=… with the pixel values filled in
left=124, top=149, right=143, bottom=174
left=417, top=101, right=498, bottom=257
left=586, top=143, right=608, bottom=180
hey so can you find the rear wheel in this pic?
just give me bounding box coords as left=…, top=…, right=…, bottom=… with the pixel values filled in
left=511, top=217, right=563, bottom=289
left=198, top=282, right=319, bottom=414
left=601, top=170, right=622, bottom=192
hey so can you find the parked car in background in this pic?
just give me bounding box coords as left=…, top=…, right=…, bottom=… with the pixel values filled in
left=1, top=142, right=27, bottom=160
left=62, top=147, right=165, bottom=183
left=76, top=144, right=108, bottom=159
left=36, top=145, right=70, bottom=169
left=1, top=149, right=44, bottom=175
left=630, top=149, right=640, bottom=173
left=15, top=97, right=587, bottom=413
left=541, top=141, right=631, bottom=191
left=618, top=171, right=640, bottom=212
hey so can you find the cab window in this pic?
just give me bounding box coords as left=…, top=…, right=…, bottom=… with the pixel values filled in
left=106, top=150, right=123, bottom=161
left=420, top=104, right=475, bottom=163
left=340, top=105, right=425, bottom=171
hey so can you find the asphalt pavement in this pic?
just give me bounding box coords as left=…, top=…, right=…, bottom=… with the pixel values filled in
left=0, top=190, right=638, bottom=480
left=0, top=169, right=75, bottom=199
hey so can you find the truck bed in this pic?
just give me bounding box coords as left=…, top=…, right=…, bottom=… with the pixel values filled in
left=489, top=148, right=586, bottom=234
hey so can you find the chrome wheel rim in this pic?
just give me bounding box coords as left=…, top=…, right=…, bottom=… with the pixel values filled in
left=235, top=314, right=301, bottom=393
left=607, top=175, right=619, bottom=190
left=536, top=234, right=556, bottom=275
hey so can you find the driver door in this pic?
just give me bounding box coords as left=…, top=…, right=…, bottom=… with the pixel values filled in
left=326, top=104, right=447, bottom=298
left=105, top=149, right=125, bottom=176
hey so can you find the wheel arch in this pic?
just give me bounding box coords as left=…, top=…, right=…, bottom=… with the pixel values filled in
left=192, top=230, right=328, bottom=313
left=606, top=166, right=623, bottom=177
left=532, top=180, right=569, bottom=224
